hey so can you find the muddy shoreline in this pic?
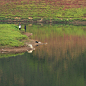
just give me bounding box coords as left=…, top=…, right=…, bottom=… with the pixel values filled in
left=0, top=19, right=86, bottom=54
left=0, top=32, right=47, bottom=54
left=0, top=19, right=86, bottom=25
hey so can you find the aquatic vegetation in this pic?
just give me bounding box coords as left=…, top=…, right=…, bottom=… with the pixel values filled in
left=26, top=24, right=86, bottom=42
left=0, top=23, right=86, bottom=85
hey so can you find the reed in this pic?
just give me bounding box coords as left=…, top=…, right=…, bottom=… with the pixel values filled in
left=27, top=24, right=86, bottom=42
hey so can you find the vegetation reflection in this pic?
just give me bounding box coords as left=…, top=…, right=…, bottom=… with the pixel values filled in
left=0, top=24, right=86, bottom=86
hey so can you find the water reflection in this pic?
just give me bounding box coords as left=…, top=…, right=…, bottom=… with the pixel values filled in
left=0, top=24, right=86, bottom=86
left=34, top=35, right=86, bottom=60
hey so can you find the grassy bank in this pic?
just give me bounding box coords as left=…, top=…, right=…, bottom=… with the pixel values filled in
left=0, top=24, right=28, bottom=47
left=0, top=0, right=86, bottom=21
left=0, top=53, right=24, bottom=58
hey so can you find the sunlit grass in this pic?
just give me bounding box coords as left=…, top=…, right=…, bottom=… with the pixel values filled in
left=0, top=24, right=27, bottom=47
left=0, top=1, right=86, bottom=21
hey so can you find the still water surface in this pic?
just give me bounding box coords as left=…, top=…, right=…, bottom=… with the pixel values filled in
left=0, top=24, right=86, bottom=86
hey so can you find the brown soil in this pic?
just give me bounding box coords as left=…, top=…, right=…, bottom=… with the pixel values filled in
left=69, top=20, right=86, bottom=25
left=0, top=32, right=44, bottom=54
left=1, top=0, right=86, bottom=9
left=1, top=18, right=86, bottom=25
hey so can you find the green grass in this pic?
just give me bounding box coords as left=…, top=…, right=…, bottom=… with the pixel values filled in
left=0, top=1, right=86, bottom=21
left=0, top=24, right=28, bottom=47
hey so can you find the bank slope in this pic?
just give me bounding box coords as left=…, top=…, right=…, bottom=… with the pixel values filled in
left=0, top=24, right=27, bottom=47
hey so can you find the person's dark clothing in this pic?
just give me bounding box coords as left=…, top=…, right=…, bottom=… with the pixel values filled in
left=24, top=25, right=26, bottom=32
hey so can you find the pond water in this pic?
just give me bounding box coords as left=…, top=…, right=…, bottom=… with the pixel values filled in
left=0, top=23, right=86, bottom=86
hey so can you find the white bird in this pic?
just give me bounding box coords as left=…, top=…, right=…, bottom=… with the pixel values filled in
left=27, top=50, right=33, bottom=53
left=26, top=44, right=35, bottom=53
left=38, top=42, right=41, bottom=43
left=45, top=43, right=48, bottom=45
left=27, top=44, right=33, bottom=49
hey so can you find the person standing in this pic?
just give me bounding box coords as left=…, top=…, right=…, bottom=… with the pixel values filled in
left=19, top=23, right=21, bottom=30
left=24, top=25, right=26, bottom=32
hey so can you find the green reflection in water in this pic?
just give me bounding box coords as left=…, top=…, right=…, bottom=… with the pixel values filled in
left=0, top=53, right=24, bottom=58
left=0, top=52, right=57, bottom=86
left=0, top=51, right=86, bottom=86
left=25, top=24, right=86, bottom=42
